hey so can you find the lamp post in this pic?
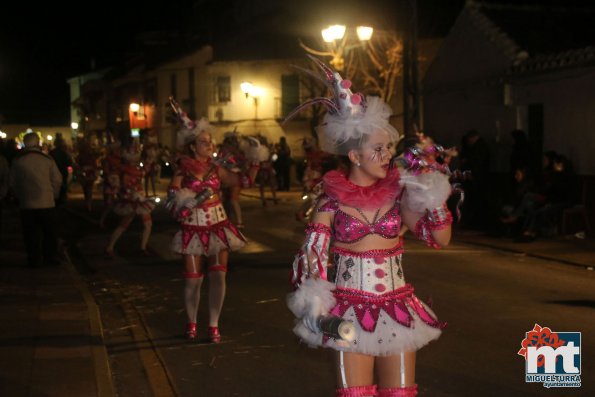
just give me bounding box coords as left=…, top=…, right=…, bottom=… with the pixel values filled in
left=301, top=24, right=374, bottom=72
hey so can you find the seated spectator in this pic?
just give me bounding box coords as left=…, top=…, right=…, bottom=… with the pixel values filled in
left=515, top=154, right=578, bottom=242
left=499, top=166, right=535, bottom=234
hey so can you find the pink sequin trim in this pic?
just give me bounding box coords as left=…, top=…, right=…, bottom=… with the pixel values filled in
left=331, top=244, right=403, bottom=258
left=181, top=220, right=246, bottom=251
left=330, top=285, right=446, bottom=333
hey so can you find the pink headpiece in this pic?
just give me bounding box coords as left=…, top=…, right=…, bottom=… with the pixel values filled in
left=285, top=55, right=398, bottom=155
left=169, top=96, right=214, bottom=149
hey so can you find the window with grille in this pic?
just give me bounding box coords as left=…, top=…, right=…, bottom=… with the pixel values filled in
left=215, top=76, right=231, bottom=103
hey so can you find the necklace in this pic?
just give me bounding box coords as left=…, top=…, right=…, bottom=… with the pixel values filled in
left=354, top=207, right=381, bottom=225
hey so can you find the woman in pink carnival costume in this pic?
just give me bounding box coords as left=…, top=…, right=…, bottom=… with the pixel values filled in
left=286, top=56, right=453, bottom=397
left=166, top=98, right=247, bottom=343
left=105, top=143, right=155, bottom=256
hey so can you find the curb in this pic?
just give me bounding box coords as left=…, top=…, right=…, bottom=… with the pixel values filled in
left=60, top=213, right=116, bottom=396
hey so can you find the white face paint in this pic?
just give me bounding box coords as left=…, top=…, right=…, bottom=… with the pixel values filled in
left=193, top=131, right=214, bottom=159
left=356, top=129, right=394, bottom=180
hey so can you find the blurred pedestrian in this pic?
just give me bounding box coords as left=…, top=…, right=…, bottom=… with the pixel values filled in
left=218, top=131, right=246, bottom=228
left=99, top=141, right=122, bottom=228
left=141, top=131, right=160, bottom=197
left=255, top=138, right=278, bottom=206
left=9, top=132, right=62, bottom=267
left=49, top=134, right=72, bottom=206
left=75, top=138, right=99, bottom=212
left=274, top=136, right=292, bottom=191
left=105, top=144, right=155, bottom=257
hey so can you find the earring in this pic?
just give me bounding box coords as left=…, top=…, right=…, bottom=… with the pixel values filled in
left=356, top=162, right=361, bottom=167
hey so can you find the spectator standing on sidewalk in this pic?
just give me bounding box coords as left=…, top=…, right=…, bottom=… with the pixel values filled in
left=275, top=136, right=292, bottom=191
left=49, top=134, right=72, bottom=206
left=9, top=132, right=62, bottom=267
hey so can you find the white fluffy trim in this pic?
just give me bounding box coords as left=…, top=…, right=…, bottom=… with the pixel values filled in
left=172, top=188, right=197, bottom=210
left=287, top=278, right=336, bottom=320
left=400, top=170, right=451, bottom=213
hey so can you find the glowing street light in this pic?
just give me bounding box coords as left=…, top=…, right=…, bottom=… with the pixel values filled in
left=71, top=122, right=79, bottom=130
left=240, top=81, right=263, bottom=120
left=301, top=25, right=374, bottom=71
left=129, top=103, right=140, bottom=112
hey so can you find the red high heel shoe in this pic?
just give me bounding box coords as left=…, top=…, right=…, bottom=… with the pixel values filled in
left=186, top=322, right=197, bottom=340
left=208, top=326, right=221, bottom=343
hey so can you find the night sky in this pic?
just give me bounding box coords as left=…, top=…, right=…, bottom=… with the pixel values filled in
left=0, top=0, right=465, bottom=126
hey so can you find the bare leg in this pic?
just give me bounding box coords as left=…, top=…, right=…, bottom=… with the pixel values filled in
left=376, top=352, right=417, bottom=396
left=140, top=215, right=152, bottom=251
left=106, top=214, right=134, bottom=253
left=207, top=250, right=228, bottom=327
left=334, top=351, right=375, bottom=395
left=150, top=174, right=156, bottom=196
left=184, top=255, right=204, bottom=324
left=259, top=183, right=266, bottom=206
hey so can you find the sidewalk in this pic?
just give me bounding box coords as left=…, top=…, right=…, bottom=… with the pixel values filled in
left=0, top=204, right=114, bottom=397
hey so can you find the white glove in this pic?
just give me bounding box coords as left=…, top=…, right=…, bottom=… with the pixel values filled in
left=303, top=315, right=320, bottom=333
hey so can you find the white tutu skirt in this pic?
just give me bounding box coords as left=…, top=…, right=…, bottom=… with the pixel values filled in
left=170, top=202, right=246, bottom=256
left=294, top=249, right=445, bottom=356
left=113, top=196, right=155, bottom=216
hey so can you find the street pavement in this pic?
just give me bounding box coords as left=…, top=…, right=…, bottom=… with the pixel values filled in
left=0, top=180, right=593, bottom=396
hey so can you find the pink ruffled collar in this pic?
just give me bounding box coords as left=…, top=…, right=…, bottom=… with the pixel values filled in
left=323, top=168, right=401, bottom=209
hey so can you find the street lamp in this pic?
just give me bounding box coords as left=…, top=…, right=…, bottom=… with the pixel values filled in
left=301, top=24, right=374, bottom=71
left=129, top=102, right=140, bottom=113
left=240, top=81, right=263, bottom=120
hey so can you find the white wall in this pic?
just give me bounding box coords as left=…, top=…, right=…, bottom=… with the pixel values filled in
left=511, top=68, right=595, bottom=175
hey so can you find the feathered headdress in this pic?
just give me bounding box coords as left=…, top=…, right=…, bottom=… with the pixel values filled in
left=169, top=96, right=214, bottom=149
left=284, top=55, right=398, bottom=155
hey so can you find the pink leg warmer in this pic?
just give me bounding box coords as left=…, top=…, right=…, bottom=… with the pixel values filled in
left=377, top=385, right=418, bottom=397
left=336, top=385, right=378, bottom=397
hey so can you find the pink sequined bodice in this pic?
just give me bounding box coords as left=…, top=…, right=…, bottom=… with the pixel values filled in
left=320, top=200, right=401, bottom=243
left=182, top=172, right=221, bottom=193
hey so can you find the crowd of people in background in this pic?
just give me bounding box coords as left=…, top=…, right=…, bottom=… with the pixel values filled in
left=0, top=123, right=586, bottom=264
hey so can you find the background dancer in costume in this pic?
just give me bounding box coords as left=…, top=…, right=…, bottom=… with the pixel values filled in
left=287, top=57, right=453, bottom=397
left=99, top=141, right=122, bottom=229
left=75, top=138, right=99, bottom=212
left=167, top=98, right=246, bottom=342
left=218, top=131, right=247, bottom=228
left=105, top=144, right=155, bottom=257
